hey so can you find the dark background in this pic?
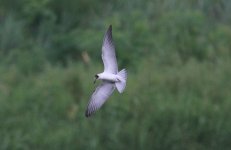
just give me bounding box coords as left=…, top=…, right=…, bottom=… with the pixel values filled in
left=0, top=0, right=231, bottom=149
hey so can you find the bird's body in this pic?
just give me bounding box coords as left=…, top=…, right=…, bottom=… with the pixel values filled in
left=97, top=72, right=120, bottom=82
left=85, top=25, right=127, bottom=117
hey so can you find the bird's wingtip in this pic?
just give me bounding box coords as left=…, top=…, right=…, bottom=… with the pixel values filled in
left=85, top=109, right=95, bottom=118
left=108, top=25, right=112, bottom=30
left=85, top=111, right=91, bottom=118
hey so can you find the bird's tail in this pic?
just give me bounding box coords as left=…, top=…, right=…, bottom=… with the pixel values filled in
left=115, top=69, right=127, bottom=93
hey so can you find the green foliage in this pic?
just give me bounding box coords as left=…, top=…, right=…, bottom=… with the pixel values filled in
left=0, top=65, right=82, bottom=149
left=0, top=0, right=231, bottom=149
left=0, top=15, right=26, bottom=54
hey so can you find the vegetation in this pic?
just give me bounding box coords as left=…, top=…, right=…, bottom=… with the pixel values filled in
left=0, top=0, right=231, bottom=149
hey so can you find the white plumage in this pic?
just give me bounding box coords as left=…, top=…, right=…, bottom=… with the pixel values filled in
left=85, top=25, right=127, bottom=117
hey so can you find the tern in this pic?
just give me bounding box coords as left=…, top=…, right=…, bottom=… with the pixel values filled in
left=85, top=25, right=127, bottom=117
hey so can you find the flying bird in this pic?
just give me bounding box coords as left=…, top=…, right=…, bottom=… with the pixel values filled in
left=85, top=25, right=127, bottom=117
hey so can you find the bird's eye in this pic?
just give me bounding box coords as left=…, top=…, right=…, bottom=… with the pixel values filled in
left=95, top=75, right=99, bottom=78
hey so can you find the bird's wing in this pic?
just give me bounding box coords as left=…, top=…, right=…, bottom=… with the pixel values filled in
left=101, top=25, right=118, bottom=74
left=85, top=81, right=115, bottom=117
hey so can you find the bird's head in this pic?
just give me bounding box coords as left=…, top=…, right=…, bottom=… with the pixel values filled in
left=94, top=74, right=99, bottom=84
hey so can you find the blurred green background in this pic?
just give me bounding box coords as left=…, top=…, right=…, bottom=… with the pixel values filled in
left=0, top=0, right=231, bottom=149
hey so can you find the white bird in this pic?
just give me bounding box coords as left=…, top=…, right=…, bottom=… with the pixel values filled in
left=85, top=25, right=127, bottom=117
